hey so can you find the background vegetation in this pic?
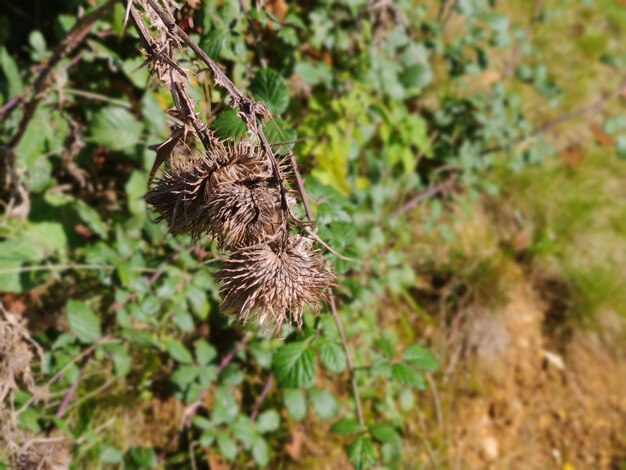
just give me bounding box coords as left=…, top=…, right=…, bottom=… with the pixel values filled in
left=1, top=0, right=626, bottom=468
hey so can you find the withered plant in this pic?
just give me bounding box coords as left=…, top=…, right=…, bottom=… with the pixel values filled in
left=127, top=0, right=335, bottom=331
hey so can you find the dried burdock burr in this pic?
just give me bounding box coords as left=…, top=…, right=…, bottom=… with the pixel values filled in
left=218, top=236, right=335, bottom=329
left=145, top=139, right=284, bottom=246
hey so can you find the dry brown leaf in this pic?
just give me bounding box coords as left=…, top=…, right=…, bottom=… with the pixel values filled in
left=284, top=428, right=304, bottom=461
left=147, top=127, right=184, bottom=188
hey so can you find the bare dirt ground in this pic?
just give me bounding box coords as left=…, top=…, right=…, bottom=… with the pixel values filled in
left=448, top=281, right=626, bottom=469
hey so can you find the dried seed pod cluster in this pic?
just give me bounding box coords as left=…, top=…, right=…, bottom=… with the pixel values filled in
left=146, top=138, right=334, bottom=329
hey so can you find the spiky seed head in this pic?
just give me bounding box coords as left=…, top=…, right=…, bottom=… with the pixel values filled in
left=145, top=140, right=275, bottom=241
left=16, top=439, right=71, bottom=470
left=218, top=236, right=335, bottom=329
left=145, top=152, right=214, bottom=239
left=207, top=182, right=282, bottom=248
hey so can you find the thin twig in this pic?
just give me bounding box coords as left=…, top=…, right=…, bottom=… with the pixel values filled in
left=392, top=183, right=445, bottom=217
left=329, top=295, right=365, bottom=428
left=250, top=373, right=274, bottom=421
left=55, top=373, right=80, bottom=418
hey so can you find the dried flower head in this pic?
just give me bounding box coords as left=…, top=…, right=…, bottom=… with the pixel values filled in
left=218, top=236, right=335, bottom=329
left=207, top=181, right=283, bottom=248
left=16, top=438, right=71, bottom=470
left=145, top=139, right=280, bottom=243
left=0, top=313, right=35, bottom=402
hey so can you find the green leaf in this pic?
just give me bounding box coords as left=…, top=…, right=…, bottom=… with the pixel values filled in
left=192, top=416, right=213, bottom=431
left=0, top=47, right=23, bottom=98
left=201, top=30, right=227, bottom=59
left=90, top=106, right=143, bottom=151
left=262, top=118, right=297, bottom=155
left=402, top=344, right=439, bottom=371
left=317, top=338, right=346, bottom=374
left=272, top=342, right=315, bottom=388
left=229, top=415, right=256, bottom=448
left=163, top=339, right=194, bottom=364
left=106, top=344, right=131, bottom=378
left=211, top=109, right=246, bottom=139
left=173, top=311, right=194, bottom=332
left=256, top=409, right=280, bottom=433
left=171, top=365, right=199, bottom=388
left=391, top=363, right=425, bottom=389
left=200, top=429, right=216, bottom=447
left=194, top=339, right=217, bottom=366
left=347, top=437, right=375, bottom=470
left=374, top=339, right=394, bottom=359
left=250, top=342, right=272, bottom=369
left=369, top=423, right=401, bottom=445
left=125, top=170, right=147, bottom=216
left=399, top=62, right=432, bottom=89
left=75, top=201, right=108, bottom=238
left=100, top=446, right=123, bottom=464
left=66, top=300, right=102, bottom=344
left=331, top=418, right=362, bottom=435
left=308, top=388, right=338, bottom=419
left=212, top=387, right=239, bottom=425
left=217, top=431, right=237, bottom=461
left=283, top=389, right=307, bottom=422
left=250, top=68, right=289, bottom=114
left=252, top=435, right=270, bottom=466
left=129, top=447, right=157, bottom=468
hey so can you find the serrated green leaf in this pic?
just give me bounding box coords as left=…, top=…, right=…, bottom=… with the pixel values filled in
left=201, top=30, right=227, bottom=59
left=163, top=339, right=194, bottom=364
left=369, top=423, right=401, bottom=444
left=211, top=109, right=246, bottom=139
left=283, top=389, right=306, bottom=422
left=192, top=416, right=213, bottom=431
left=331, top=418, right=362, bottom=435
left=252, top=436, right=270, bottom=466
left=272, top=342, right=315, bottom=388
left=317, top=338, right=346, bottom=374
left=229, top=415, right=256, bottom=448
left=212, top=387, right=239, bottom=425
left=171, top=365, right=199, bottom=388
left=194, top=339, right=217, bottom=366
left=402, top=343, right=439, bottom=371
left=216, top=431, right=237, bottom=461
left=308, top=388, right=338, bottom=419
left=250, top=68, right=289, bottom=114
left=262, top=118, right=297, bottom=155
left=256, top=409, right=280, bottom=433
left=66, top=300, right=101, bottom=344
left=391, top=363, right=425, bottom=389
left=90, top=106, right=143, bottom=151
left=347, top=437, right=375, bottom=470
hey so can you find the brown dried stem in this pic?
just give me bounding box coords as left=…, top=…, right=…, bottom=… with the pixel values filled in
left=1, top=1, right=115, bottom=202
